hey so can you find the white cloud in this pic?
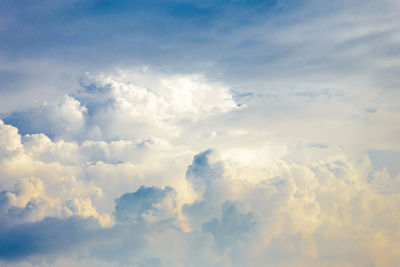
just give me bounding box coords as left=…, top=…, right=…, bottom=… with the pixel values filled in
left=46, top=95, right=87, bottom=140
left=0, top=120, right=22, bottom=156
left=73, top=72, right=239, bottom=141
left=0, top=120, right=400, bottom=266
left=3, top=71, right=239, bottom=143
left=62, top=198, right=112, bottom=227
left=0, top=64, right=399, bottom=266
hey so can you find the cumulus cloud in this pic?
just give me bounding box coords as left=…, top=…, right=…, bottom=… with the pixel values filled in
left=114, top=186, right=177, bottom=224
left=5, top=72, right=239, bottom=142
left=0, top=120, right=22, bottom=157
left=0, top=141, right=399, bottom=266
left=1, top=82, right=400, bottom=267
left=0, top=177, right=50, bottom=227
left=62, top=198, right=112, bottom=227
left=0, top=69, right=398, bottom=266
left=4, top=96, right=86, bottom=141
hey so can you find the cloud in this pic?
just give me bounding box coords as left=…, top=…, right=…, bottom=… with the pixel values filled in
left=0, top=146, right=399, bottom=266
left=185, top=149, right=224, bottom=194
left=62, top=198, right=112, bottom=227
left=0, top=216, right=101, bottom=261
left=2, top=94, right=400, bottom=267
left=0, top=0, right=399, bottom=264
left=202, top=201, right=257, bottom=251
left=4, top=72, right=239, bottom=142
left=0, top=120, right=22, bottom=157
left=3, top=95, right=86, bottom=141
left=114, top=186, right=177, bottom=224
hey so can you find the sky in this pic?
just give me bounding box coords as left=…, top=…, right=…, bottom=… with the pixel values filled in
left=0, top=0, right=399, bottom=266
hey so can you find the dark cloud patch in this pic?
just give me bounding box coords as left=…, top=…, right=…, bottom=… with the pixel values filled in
left=0, top=216, right=100, bottom=261
left=202, top=201, right=257, bottom=251
left=0, top=195, right=46, bottom=228
left=185, top=149, right=224, bottom=194
left=183, top=150, right=228, bottom=230
left=114, top=186, right=177, bottom=223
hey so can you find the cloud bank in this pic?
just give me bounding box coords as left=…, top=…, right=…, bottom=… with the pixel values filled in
left=0, top=71, right=399, bottom=266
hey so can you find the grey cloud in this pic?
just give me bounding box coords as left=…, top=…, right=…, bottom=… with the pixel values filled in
left=202, top=201, right=257, bottom=251
left=183, top=149, right=229, bottom=230
left=0, top=195, right=46, bottom=228
left=114, top=186, right=177, bottom=224
left=185, top=149, right=224, bottom=194
left=4, top=96, right=86, bottom=141
left=0, top=216, right=100, bottom=261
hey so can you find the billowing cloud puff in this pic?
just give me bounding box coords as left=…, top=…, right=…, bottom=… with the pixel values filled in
left=185, top=149, right=224, bottom=195
left=5, top=72, right=239, bottom=142
left=0, top=177, right=50, bottom=227
left=114, top=186, right=177, bottom=224
left=4, top=96, right=86, bottom=141
left=0, top=120, right=22, bottom=157
left=62, top=198, right=112, bottom=227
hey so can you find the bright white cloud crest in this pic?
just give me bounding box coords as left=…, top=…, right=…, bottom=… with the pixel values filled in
left=7, top=73, right=238, bottom=143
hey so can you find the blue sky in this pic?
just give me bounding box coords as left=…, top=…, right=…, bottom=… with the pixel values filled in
left=0, top=0, right=400, bottom=266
